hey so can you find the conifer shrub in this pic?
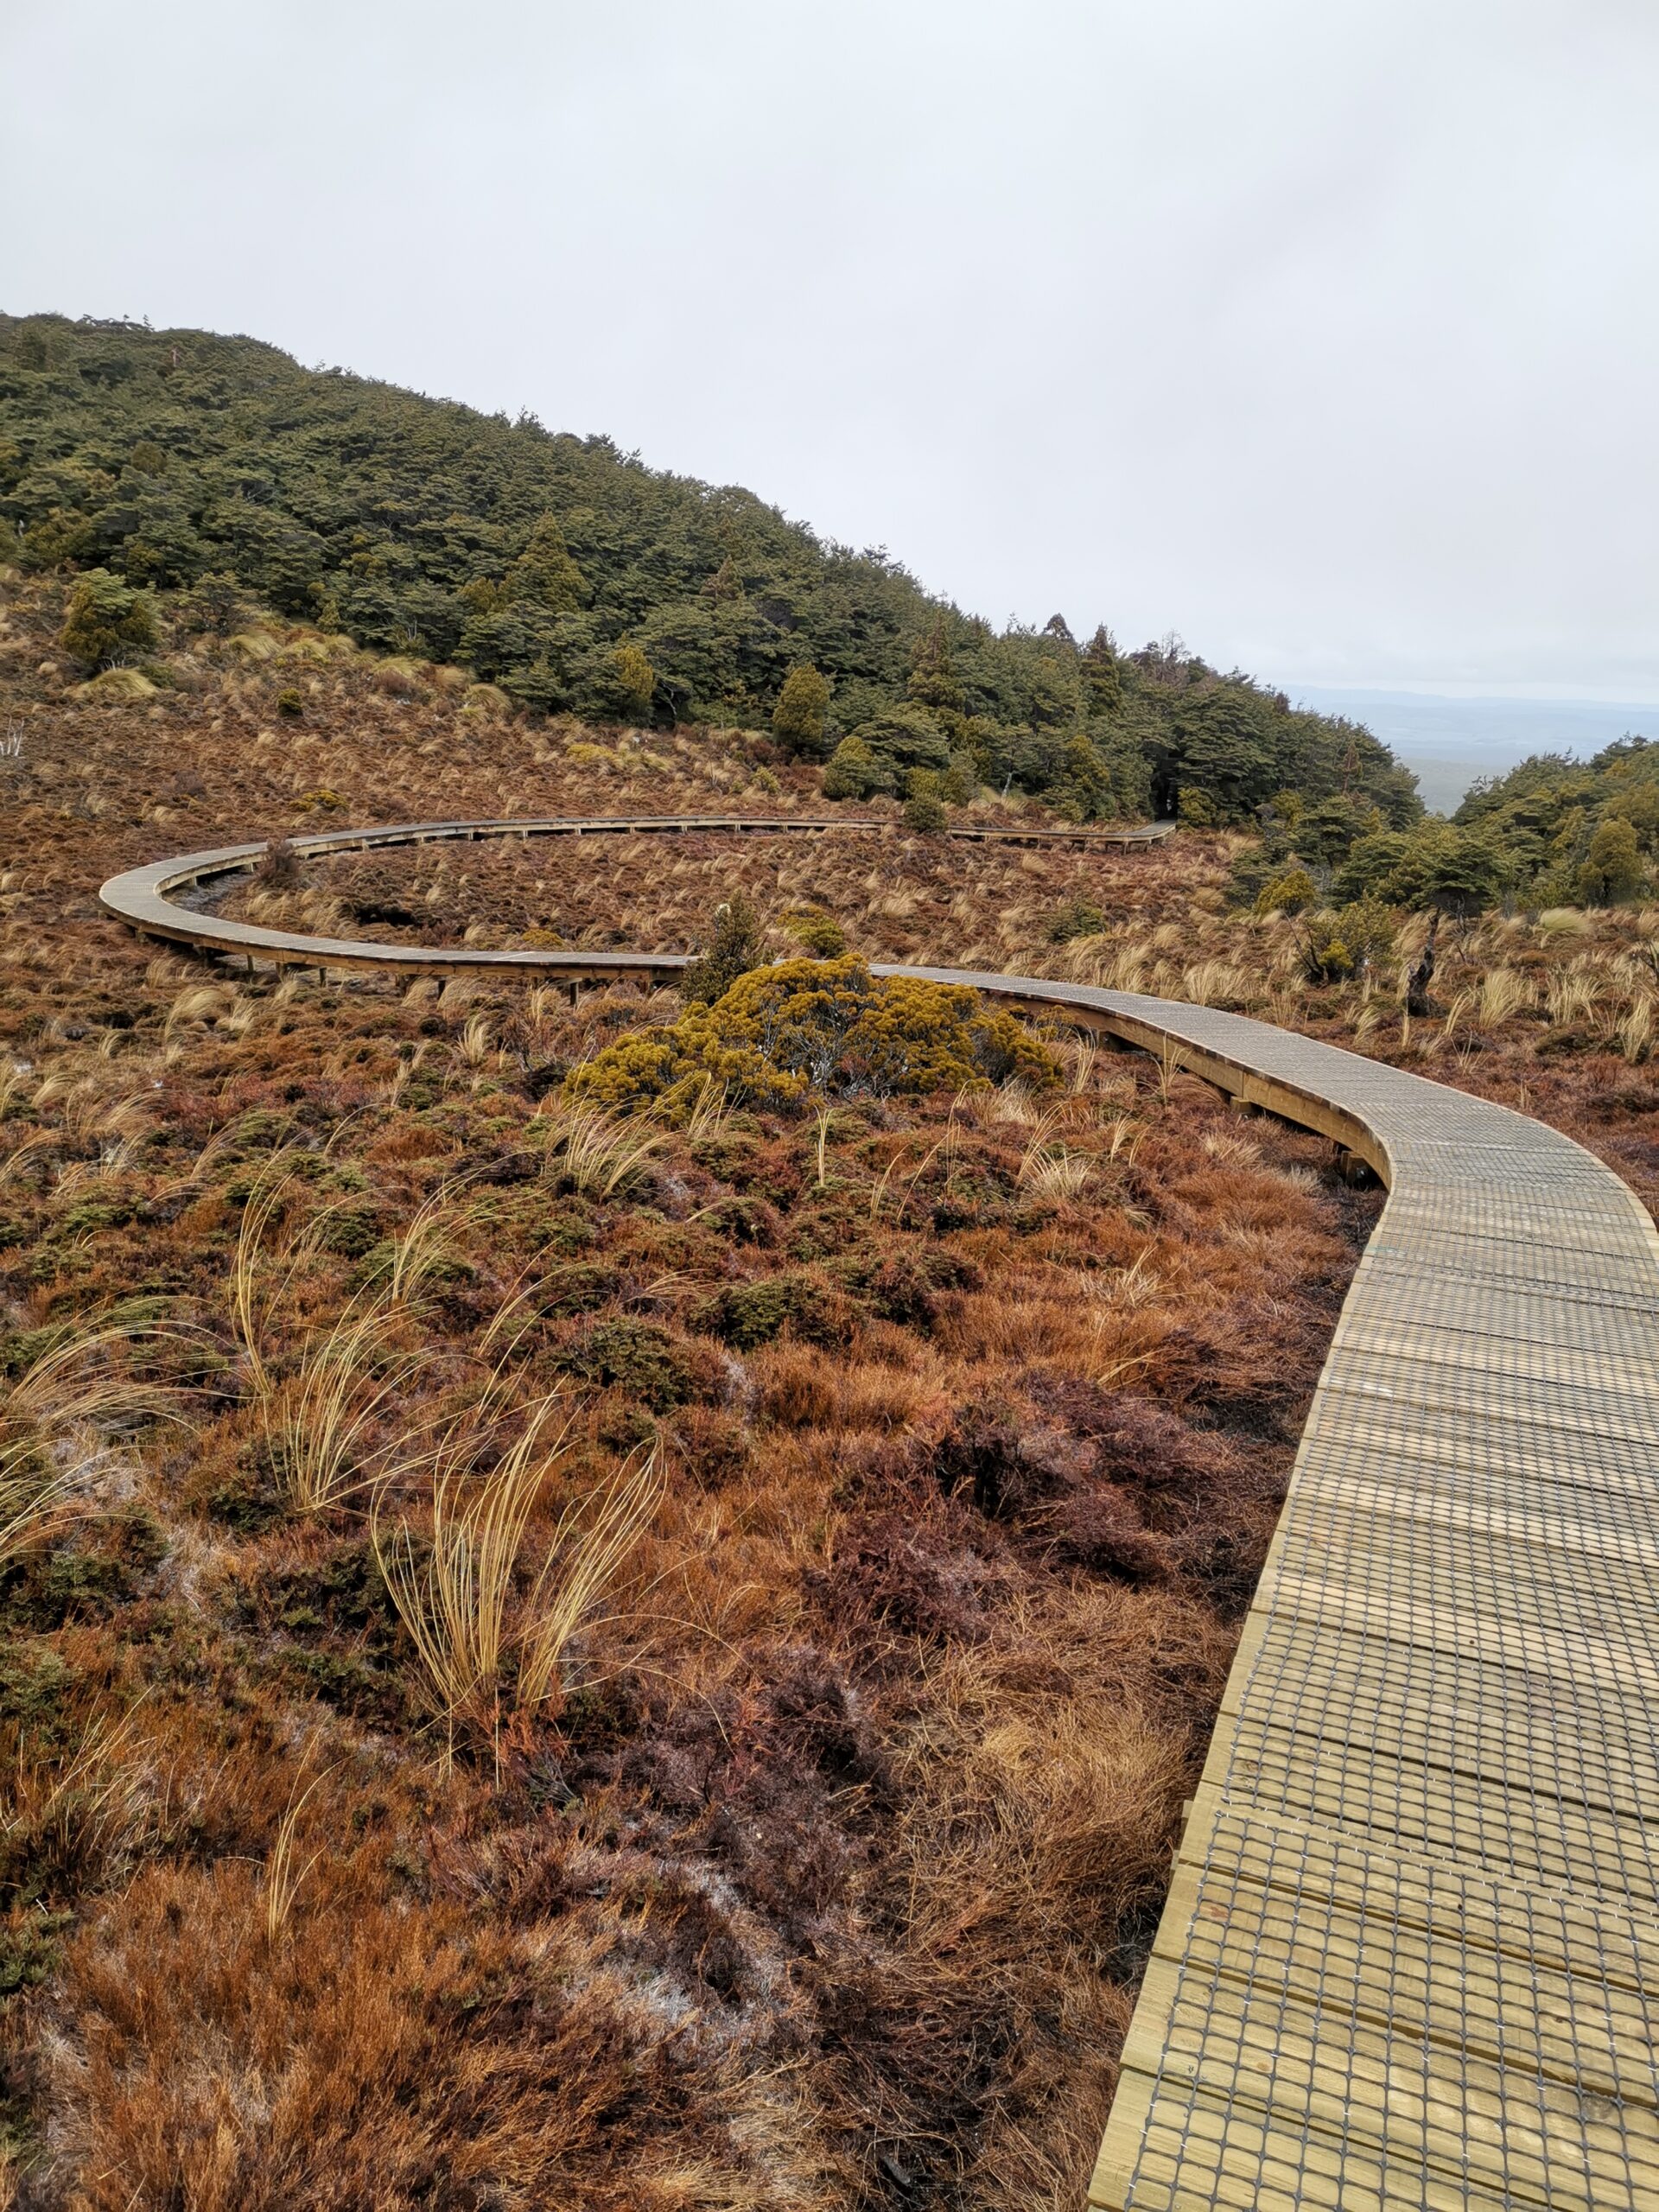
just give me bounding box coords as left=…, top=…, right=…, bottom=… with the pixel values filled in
left=691, top=1270, right=852, bottom=1351
left=939, top=753, right=979, bottom=804
left=682, top=896, right=764, bottom=1005
left=555, top=1318, right=695, bottom=1409
left=1053, top=731, right=1115, bottom=822
left=612, top=643, right=657, bottom=723
left=56, top=569, right=158, bottom=671
left=849, top=706, right=952, bottom=776
left=902, top=789, right=949, bottom=835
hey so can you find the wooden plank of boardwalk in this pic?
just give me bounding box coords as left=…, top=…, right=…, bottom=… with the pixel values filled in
left=953, top=985, right=1659, bottom=2212
left=100, top=825, right=1659, bottom=2208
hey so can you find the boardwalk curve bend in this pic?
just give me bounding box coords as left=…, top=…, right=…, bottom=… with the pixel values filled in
left=103, top=821, right=1659, bottom=2209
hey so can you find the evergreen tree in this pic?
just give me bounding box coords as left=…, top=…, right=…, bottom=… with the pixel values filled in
left=1082, top=624, right=1122, bottom=715
left=906, top=620, right=963, bottom=711
left=612, top=643, right=657, bottom=723
left=683, top=896, right=764, bottom=1004
left=1053, top=731, right=1115, bottom=822
left=1578, top=817, right=1644, bottom=906
left=772, top=662, right=831, bottom=758
left=504, top=515, right=588, bottom=611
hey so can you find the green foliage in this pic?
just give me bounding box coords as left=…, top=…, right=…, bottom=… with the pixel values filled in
left=176, top=569, right=246, bottom=634
left=1451, top=735, right=1659, bottom=909
left=850, top=706, right=952, bottom=777
left=56, top=566, right=157, bottom=669
left=692, top=1272, right=847, bottom=1351
left=1578, top=816, right=1643, bottom=906
left=906, top=620, right=964, bottom=711
left=681, top=896, right=764, bottom=1006
left=610, top=642, right=657, bottom=723
left=503, top=513, right=588, bottom=611
left=1334, top=821, right=1509, bottom=918
left=0, top=312, right=1420, bottom=819
left=780, top=908, right=847, bottom=957
left=1082, top=625, right=1122, bottom=715
left=1300, top=899, right=1395, bottom=983
left=1254, top=866, right=1319, bottom=916
left=822, top=734, right=893, bottom=801
left=1046, top=894, right=1107, bottom=943
left=938, top=753, right=979, bottom=805
left=556, top=1319, right=693, bottom=1411
left=569, top=955, right=1061, bottom=1108
left=1052, top=731, right=1115, bottom=823
left=772, top=661, right=832, bottom=758
left=1290, top=793, right=1384, bottom=869
left=902, top=789, right=949, bottom=835
left=1176, top=786, right=1217, bottom=827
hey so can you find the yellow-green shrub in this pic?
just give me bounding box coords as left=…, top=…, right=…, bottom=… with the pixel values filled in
left=1254, top=866, right=1318, bottom=916
left=568, top=955, right=1059, bottom=1108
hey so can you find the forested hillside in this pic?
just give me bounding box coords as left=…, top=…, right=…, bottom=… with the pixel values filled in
left=0, top=312, right=1420, bottom=829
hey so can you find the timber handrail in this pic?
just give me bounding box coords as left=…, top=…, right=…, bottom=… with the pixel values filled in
left=100, top=817, right=1659, bottom=2208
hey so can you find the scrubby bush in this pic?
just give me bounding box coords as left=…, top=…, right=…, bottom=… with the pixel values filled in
left=1052, top=731, right=1115, bottom=822
left=1254, top=866, right=1318, bottom=916
left=902, top=790, right=949, bottom=835
left=1046, top=895, right=1106, bottom=943
left=57, top=569, right=158, bottom=670
left=569, top=955, right=1060, bottom=1108
left=176, top=570, right=246, bottom=635
left=780, top=909, right=847, bottom=957
left=611, top=643, right=657, bottom=723
left=822, top=734, right=893, bottom=801
left=1300, top=899, right=1395, bottom=983
left=1176, top=786, right=1216, bottom=827
left=1335, top=821, right=1509, bottom=918
left=849, top=706, right=953, bottom=777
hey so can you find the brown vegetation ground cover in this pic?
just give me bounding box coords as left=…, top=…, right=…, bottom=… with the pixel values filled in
left=0, top=572, right=1651, bottom=2209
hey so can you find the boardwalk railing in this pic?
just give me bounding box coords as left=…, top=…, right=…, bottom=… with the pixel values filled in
left=102, top=822, right=1659, bottom=2209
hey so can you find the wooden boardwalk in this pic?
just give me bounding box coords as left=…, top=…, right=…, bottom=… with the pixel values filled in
left=103, top=825, right=1659, bottom=2209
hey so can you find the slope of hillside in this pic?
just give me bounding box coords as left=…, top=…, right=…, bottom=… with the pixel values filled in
left=0, top=312, right=1420, bottom=829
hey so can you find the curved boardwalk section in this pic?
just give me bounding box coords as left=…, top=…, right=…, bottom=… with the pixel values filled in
left=99, top=813, right=1172, bottom=980
left=103, top=827, right=1659, bottom=2209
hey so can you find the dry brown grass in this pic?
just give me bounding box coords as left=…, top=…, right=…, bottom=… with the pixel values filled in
left=0, top=566, right=1390, bottom=2209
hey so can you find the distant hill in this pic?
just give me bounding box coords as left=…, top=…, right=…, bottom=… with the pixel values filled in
left=0, top=310, right=1419, bottom=828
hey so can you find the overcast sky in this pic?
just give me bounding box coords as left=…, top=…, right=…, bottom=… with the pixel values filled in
left=8, top=0, right=1658, bottom=698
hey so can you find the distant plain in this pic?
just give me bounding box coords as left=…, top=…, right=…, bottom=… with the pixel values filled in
left=1287, top=687, right=1659, bottom=814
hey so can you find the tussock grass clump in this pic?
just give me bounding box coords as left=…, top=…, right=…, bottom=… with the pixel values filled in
left=372, top=1394, right=662, bottom=1773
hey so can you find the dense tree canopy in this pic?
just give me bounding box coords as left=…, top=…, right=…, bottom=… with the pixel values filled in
left=1, top=312, right=1420, bottom=822
left=1453, top=736, right=1659, bottom=906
